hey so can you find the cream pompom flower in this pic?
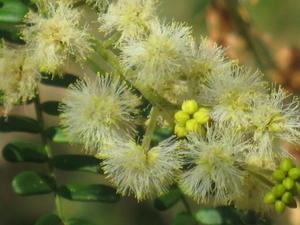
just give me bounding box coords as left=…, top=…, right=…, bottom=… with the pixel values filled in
left=121, top=20, right=192, bottom=87
left=0, top=45, right=40, bottom=115
left=179, top=126, right=247, bottom=205
left=99, top=0, right=158, bottom=41
left=200, top=66, right=267, bottom=129
left=22, top=1, right=93, bottom=74
left=188, top=37, right=231, bottom=78
left=250, top=87, right=300, bottom=158
left=60, top=74, right=141, bottom=153
left=186, top=38, right=232, bottom=96
left=102, top=137, right=182, bottom=200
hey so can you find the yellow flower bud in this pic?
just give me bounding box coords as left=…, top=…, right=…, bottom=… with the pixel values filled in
left=185, top=119, right=199, bottom=132
left=182, top=100, right=198, bottom=114
left=174, top=110, right=190, bottom=123
left=193, top=108, right=210, bottom=125
left=175, top=124, right=187, bottom=137
left=275, top=200, right=286, bottom=214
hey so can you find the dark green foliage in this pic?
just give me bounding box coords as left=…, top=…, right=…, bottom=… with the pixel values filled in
left=43, top=126, right=74, bottom=144
left=12, top=171, right=55, bottom=196
left=0, top=116, right=41, bottom=133
left=67, top=218, right=96, bottom=225
left=57, top=184, right=120, bottom=203
left=152, top=127, right=174, bottom=145
left=195, top=207, right=272, bottom=225
left=171, top=212, right=197, bottom=225
left=35, top=214, right=63, bottom=225
left=41, top=101, right=61, bottom=116
left=0, top=23, right=25, bottom=44
left=154, top=186, right=181, bottom=211
left=41, top=73, right=79, bottom=88
left=51, top=154, right=102, bottom=174
left=0, top=0, right=28, bottom=23
left=195, top=208, right=223, bottom=225
left=2, top=141, right=47, bottom=163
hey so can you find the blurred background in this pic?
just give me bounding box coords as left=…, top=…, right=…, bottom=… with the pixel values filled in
left=1, top=0, right=300, bottom=224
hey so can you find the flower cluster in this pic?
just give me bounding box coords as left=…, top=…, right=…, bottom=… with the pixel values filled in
left=2, top=0, right=300, bottom=215
left=59, top=0, right=300, bottom=211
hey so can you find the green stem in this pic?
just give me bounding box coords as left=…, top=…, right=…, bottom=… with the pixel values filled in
left=142, top=107, right=159, bottom=152
left=102, top=33, right=121, bottom=49
left=34, top=93, right=65, bottom=222
left=181, top=194, right=192, bottom=214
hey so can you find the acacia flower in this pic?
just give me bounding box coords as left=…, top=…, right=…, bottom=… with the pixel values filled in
left=99, top=0, right=158, bottom=41
left=250, top=87, right=300, bottom=158
left=121, top=20, right=192, bottom=87
left=22, top=1, right=93, bottom=74
left=179, top=126, right=247, bottom=205
left=0, top=44, right=40, bottom=114
left=200, top=66, right=267, bottom=129
left=102, top=137, right=182, bottom=200
left=60, top=74, right=141, bottom=153
left=186, top=38, right=232, bottom=96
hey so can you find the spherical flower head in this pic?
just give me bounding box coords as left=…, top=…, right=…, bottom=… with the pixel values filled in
left=179, top=126, right=247, bottom=205
left=0, top=44, right=40, bottom=114
left=102, top=137, right=182, bottom=200
left=60, top=74, right=141, bottom=153
left=99, top=0, right=158, bottom=41
left=200, top=66, right=267, bottom=129
left=186, top=38, right=232, bottom=94
left=250, top=87, right=300, bottom=158
left=121, top=20, right=192, bottom=88
left=22, top=1, right=93, bottom=74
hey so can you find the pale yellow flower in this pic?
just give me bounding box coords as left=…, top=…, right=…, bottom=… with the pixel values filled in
left=0, top=44, right=40, bottom=114
left=99, top=0, right=158, bottom=41
left=102, top=137, right=182, bottom=200
left=179, top=126, right=247, bottom=205
left=60, top=74, right=141, bottom=153
left=22, top=1, right=93, bottom=74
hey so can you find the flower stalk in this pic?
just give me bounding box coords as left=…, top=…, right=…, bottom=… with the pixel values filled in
left=33, top=92, right=65, bottom=222
left=142, top=106, right=159, bottom=152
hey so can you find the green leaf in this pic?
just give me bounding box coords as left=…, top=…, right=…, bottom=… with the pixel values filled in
left=0, top=0, right=28, bottom=23
left=57, top=184, right=120, bottom=203
left=217, top=207, right=243, bottom=225
left=154, top=186, right=181, bottom=211
left=41, top=101, right=60, bottom=116
left=51, top=154, right=102, bottom=174
left=2, top=141, right=47, bottom=163
left=35, top=214, right=63, bottom=225
left=0, top=116, right=41, bottom=133
left=0, top=23, right=24, bottom=44
left=67, top=218, right=96, bottom=225
left=195, top=208, right=223, bottom=225
left=172, top=212, right=197, bottom=225
left=43, top=126, right=74, bottom=144
left=152, top=127, right=173, bottom=144
left=12, top=171, right=55, bottom=196
left=41, top=73, right=79, bottom=88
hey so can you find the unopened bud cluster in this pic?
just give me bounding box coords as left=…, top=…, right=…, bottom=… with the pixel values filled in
left=174, top=100, right=210, bottom=137
left=264, top=158, right=300, bottom=213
